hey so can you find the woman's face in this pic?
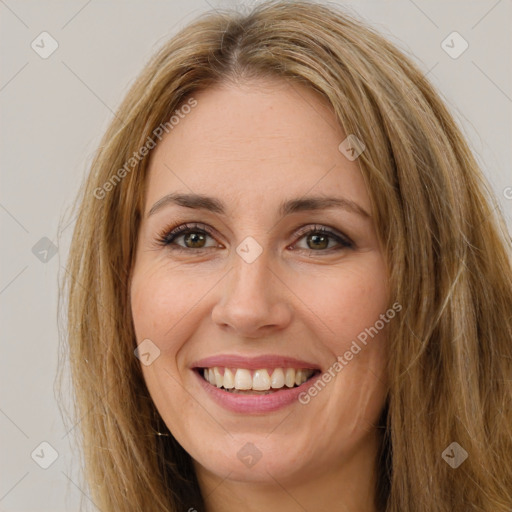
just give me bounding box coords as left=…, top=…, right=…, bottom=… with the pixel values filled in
left=130, top=78, right=390, bottom=491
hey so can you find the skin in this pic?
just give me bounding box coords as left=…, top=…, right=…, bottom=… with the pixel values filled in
left=130, top=77, right=390, bottom=512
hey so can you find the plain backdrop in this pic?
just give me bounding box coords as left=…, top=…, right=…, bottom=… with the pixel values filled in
left=1, top=1, right=511, bottom=510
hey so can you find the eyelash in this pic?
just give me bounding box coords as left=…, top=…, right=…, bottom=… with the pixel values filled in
left=154, top=222, right=354, bottom=254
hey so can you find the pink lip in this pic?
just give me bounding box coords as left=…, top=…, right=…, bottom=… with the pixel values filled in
left=191, top=354, right=321, bottom=371
left=193, top=369, right=322, bottom=413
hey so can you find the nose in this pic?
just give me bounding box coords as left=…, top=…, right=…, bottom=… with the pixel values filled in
left=211, top=248, right=293, bottom=338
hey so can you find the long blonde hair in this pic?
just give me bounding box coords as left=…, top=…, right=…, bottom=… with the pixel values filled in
left=59, top=1, right=512, bottom=510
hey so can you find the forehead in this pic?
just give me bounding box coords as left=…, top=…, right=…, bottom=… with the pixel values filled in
left=145, top=79, right=370, bottom=216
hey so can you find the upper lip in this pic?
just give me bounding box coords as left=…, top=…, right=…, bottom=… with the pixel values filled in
left=191, top=354, right=321, bottom=371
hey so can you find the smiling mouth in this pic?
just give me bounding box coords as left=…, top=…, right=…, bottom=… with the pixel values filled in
left=196, top=366, right=321, bottom=394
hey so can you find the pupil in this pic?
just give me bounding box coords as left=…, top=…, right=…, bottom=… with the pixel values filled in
left=185, top=232, right=205, bottom=248
left=309, top=234, right=328, bottom=250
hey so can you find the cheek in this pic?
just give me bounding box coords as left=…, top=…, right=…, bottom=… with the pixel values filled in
left=130, top=265, right=209, bottom=438
left=291, top=253, right=391, bottom=426
left=130, top=263, right=204, bottom=347
left=294, top=254, right=389, bottom=351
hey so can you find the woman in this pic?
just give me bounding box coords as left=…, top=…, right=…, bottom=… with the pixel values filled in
left=61, top=1, right=512, bottom=510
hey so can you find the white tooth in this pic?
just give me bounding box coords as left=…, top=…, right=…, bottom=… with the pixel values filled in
left=271, top=368, right=285, bottom=389
left=234, top=368, right=252, bottom=390
left=252, top=369, right=271, bottom=390
left=203, top=367, right=313, bottom=390
left=285, top=368, right=296, bottom=387
left=213, top=367, right=223, bottom=387
left=223, top=368, right=235, bottom=389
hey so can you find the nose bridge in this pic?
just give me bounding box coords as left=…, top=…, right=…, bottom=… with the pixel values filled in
left=228, top=241, right=275, bottom=305
left=211, top=238, right=292, bottom=334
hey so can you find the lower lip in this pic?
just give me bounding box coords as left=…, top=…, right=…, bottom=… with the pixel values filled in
left=193, top=369, right=321, bottom=413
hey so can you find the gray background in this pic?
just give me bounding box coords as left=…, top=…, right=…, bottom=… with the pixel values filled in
left=1, top=1, right=510, bottom=510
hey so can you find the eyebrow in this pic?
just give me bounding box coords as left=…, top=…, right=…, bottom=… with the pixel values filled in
left=147, top=192, right=370, bottom=219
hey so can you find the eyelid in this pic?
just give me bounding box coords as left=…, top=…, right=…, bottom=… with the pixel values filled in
left=155, top=222, right=220, bottom=248
left=292, top=224, right=353, bottom=247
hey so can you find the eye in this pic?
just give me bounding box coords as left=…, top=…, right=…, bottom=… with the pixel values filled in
left=155, top=222, right=219, bottom=251
left=291, top=224, right=353, bottom=253
left=154, top=222, right=354, bottom=253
